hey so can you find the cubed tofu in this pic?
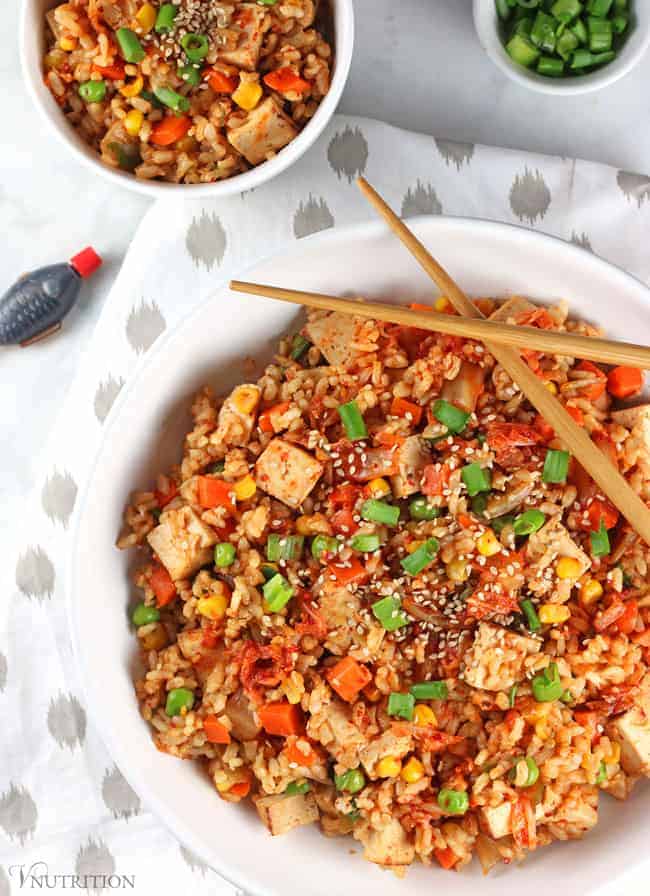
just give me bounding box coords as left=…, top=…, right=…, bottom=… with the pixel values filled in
left=227, top=97, right=298, bottom=166
left=489, top=296, right=536, bottom=323
left=255, top=438, right=323, bottom=508
left=612, top=404, right=650, bottom=453
left=254, top=792, right=319, bottom=836
left=176, top=629, right=224, bottom=685
left=480, top=802, right=512, bottom=840
left=360, top=729, right=413, bottom=777
left=356, top=818, right=415, bottom=867
left=147, top=506, right=217, bottom=580
left=611, top=678, right=650, bottom=776
left=463, top=622, right=540, bottom=692
left=219, top=3, right=267, bottom=70
left=304, top=311, right=371, bottom=367
left=526, top=518, right=591, bottom=582
left=390, top=436, right=431, bottom=498
left=210, top=384, right=261, bottom=448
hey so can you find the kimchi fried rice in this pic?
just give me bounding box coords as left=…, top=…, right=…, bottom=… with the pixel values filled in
left=43, top=0, right=332, bottom=183
left=118, top=296, right=650, bottom=875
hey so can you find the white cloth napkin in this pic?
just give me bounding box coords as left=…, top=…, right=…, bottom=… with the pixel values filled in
left=3, top=114, right=650, bottom=896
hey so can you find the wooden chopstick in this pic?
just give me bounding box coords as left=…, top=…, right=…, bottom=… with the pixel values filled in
left=229, top=281, right=650, bottom=369
left=356, top=176, right=650, bottom=547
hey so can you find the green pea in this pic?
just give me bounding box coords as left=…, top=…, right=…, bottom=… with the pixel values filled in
left=334, top=768, right=365, bottom=794
left=132, top=603, right=160, bottom=626
left=79, top=80, right=107, bottom=103
left=165, top=687, right=194, bottom=717
left=437, top=788, right=469, bottom=815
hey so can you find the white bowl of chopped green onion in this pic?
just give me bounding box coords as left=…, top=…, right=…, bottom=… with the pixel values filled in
left=474, top=0, right=650, bottom=94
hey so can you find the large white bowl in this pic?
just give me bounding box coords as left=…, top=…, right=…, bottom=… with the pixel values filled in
left=71, top=217, right=650, bottom=896
left=20, top=0, right=354, bottom=199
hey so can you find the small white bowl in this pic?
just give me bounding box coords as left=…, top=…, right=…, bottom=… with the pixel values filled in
left=473, top=0, right=650, bottom=95
left=20, top=0, right=354, bottom=198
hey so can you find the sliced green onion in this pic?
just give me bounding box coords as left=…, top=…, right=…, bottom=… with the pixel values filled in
left=513, top=509, right=546, bottom=536
left=410, top=680, right=448, bottom=700
left=590, top=520, right=610, bottom=557
left=513, top=15, right=535, bottom=36
left=611, top=13, right=628, bottom=32
left=587, top=15, right=613, bottom=51
left=266, top=534, right=304, bottom=562
left=155, top=3, right=178, bottom=32
left=165, top=687, right=194, bottom=717
left=361, top=499, right=400, bottom=527
left=409, top=496, right=441, bottom=521
left=387, top=692, right=415, bottom=721
left=214, top=542, right=236, bottom=567
left=506, top=32, right=541, bottom=66
left=79, top=80, right=107, bottom=103
left=181, top=32, right=210, bottom=62
left=132, top=603, right=160, bottom=626
left=491, top=514, right=515, bottom=535
left=531, top=11, right=557, bottom=51
left=437, top=788, right=469, bottom=816
left=116, top=27, right=145, bottom=63
left=531, top=661, right=563, bottom=702
left=556, top=27, right=579, bottom=59
left=290, top=334, right=311, bottom=361
left=587, top=0, right=613, bottom=14
left=596, top=760, right=607, bottom=785
left=334, top=768, right=365, bottom=793
left=461, top=463, right=492, bottom=497
left=497, top=0, right=513, bottom=18
left=538, top=54, right=565, bottom=74
left=261, top=564, right=279, bottom=582
left=508, top=684, right=518, bottom=707
left=432, top=399, right=470, bottom=434
left=311, top=535, right=341, bottom=560
left=372, top=595, right=409, bottom=632
left=542, top=449, right=570, bottom=483
left=350, top=533, right=381, bottom=553
left=262, top=573, right=294, bottom=612
left=400, top=538, right=440, bottom=576
left=337, top=400, right=367, bottom=441
left=285, top=780, right=311, bottom=795
left=178, top=64, right=201, bottom=86
left=209, top=460, right=226, bottom=473
left=153, top=85, right=190, bottom=113
left=471, top=494, right=489, bottom=517
left=551, top=0, right=583, bottom=23
left=560, top=688, right=574, bottom=703
left=520, top=598, right=542, bottom=632
left=509, top=756, right=540, bottom=787
left=571, top=47, right=615, bottom=67
left=571, top=17, right=589, bottom=41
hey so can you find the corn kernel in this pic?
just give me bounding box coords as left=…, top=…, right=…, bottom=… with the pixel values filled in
left=544, top=381, right=558, bottom=395
left=368, top=477, right=391, bottom=499
left=197, top=591, right=228, bottom=621
left=538, top=604, right=570, bottom=624
left=446, top=559, right=470, bottom=583
left=434, top=297, right=449, bottom=312
left=120, top=74, right=144, bottom=98
left=232, top=81, right=262, bottom=111
left=296, top=513, right=331, bottom=536
left=401, top=757, right=425, bottom=784
left=406, top=540, right=425, bottom=555
left=233, top=474, right=256, bottom=501
left=580, top=578, right=603, bottom=606
left=375, top=756, right=402, bottom=778
left=476, top=530, right=501, bottom=558
left=232, top=384, right=260, bottom=415
left=556, top=556, right=582, bottom=580
left=135, top=2, right=157, bottom=32
left=124, top=109, right=144, bottom=137
left=605, top=743, right=621, bottom=765
left=59, top=36, right=77, bottom=51
left=413, top=704, right=437, bottom=727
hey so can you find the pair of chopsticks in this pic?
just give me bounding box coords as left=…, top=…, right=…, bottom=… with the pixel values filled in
left=230, top=178, right=650, bottom=546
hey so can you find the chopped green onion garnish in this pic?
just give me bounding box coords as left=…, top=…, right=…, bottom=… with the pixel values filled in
left=437, top=788, right=469, bottom=816
left=461, top=463, right=492, bottom=497
left=551, top=0, right=583, bottom=23
left=508, top=684, right=518, bottom=707
left=311, top=534, right=341, bottom=560
left=337, top=400, right=367, bottom=441
left=432, top=399, right=470, bottom=434
left=153, top=85, right=190, bottom=113
left=538, top=55, right=565, bottom=75
left=611, top=14, right=628, bottom=32
left=350, top=533, right=381, bottom=553
left=334, top=768, right=365, bottom=793
left=590, top=520, right=610, bottom=557
left=266, top=534, right=304, bottom=562
left=400, top=538, right=440, bottom=576
left=587, top=0, right=613, bottom=15
left=178, top=64, right=201, bottom=86
left=520, top=598, right=542, bottom=632
left=214, top=542, right=236, bottom=567
left=261, top=564, right=279, bottom=582
left=531, top=662, right=563, bottom=702
left=285, top=780, right=311, bottom=795
left=509, top=756, right=539, bottom=788
left=372, top=595, right=409, bottom=632
left=181, top=32, right=210, bottom=62
left=556, top=28, right=579, bottom=59
left=387, top=692, right=415, bottom=721
left=588, top=15, right=613, bottom=51
left=471, top=494, right=489, bottom=517
left=596, top=760, right=608, bottom=785
left=79, top=80, right=107, bottom=103
left=542, top=449, right=570, bottom=484
left=506, top=32, right=541, bottom=66
left=263, top=573, right=294, bottom=612
left=531, top=11, right=557, bottom=52
left=410, top=680, right=448, bottom=700
left=560, top=688, right=574, bottom=703
left=491, top=514, right=515, bottom=535
left=116, top=27, right=145, bottom=63
left=290, top=334, right=311, bottom=361
left=155, top=3, right=178, bottom=32
left=361, top=499, right=400, bottom=527
left=513, top=509, right=546, bottom=536
left=409, top=496, right=441, bottom=521
left=572, top=17, right=589, bottom=41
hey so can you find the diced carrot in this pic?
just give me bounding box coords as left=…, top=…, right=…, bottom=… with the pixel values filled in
left=258, top=701, right=304, bottom=737
left=206, top=69, right=238, bottom=93
left=421, top=463, right=450, bottom=497
left=575, top=361, right=607, bottom=401
left=150, top=115, right=192, bottom=147
left=155, top=480, right=178, bottom=509
left=263, top=67, right=311, bottom=93
left=566, top=405, right=585, bottom=426
left=374, top=431, right=406, bottom=448
left=330, top=508, right=359, bottom=536
left=390, top=396, right=423, bottom=425
left=203, top=715, right=231, bottom=744
left=326, top=656, right=372, bottom=703
left=456, top=513, right=474, bottom=529
left=284, top=736, right=319, bottom=767
left=534, top=414, right=555, bottom=442
left=330, top=483, right=361, bottom=508
left=434, top=847, right=458, bottom=870
left=612, top=599, right=638, bottom=635
left=607, top=366, right=644, bottom=400
left=327, top=557, right=369, bottom=586
left=197, top=476, right=235, bottom=512
left=228, top=778, right=251, bottom=799
left=258, top=401, right=290, bottom=434
left=586, top=498, right=619, bottom=532
left=93, top=62, right=126, bottom=80
left=409, top=302, right=433, bottom=312
left=148, top=563, right=176, bottom=607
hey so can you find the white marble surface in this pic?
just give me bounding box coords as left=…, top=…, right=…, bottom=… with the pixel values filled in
left=1, top=3, right=649, bottom=888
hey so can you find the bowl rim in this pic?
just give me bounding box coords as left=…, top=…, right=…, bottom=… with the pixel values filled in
left=473, top=0, right=650, bottom=96
left=19, top=0, right=355, bottom=199
left=68, top=213, right=650, bottom=894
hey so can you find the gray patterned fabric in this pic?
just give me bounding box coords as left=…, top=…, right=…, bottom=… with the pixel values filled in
left=2, top=115, right=650, bottom=894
